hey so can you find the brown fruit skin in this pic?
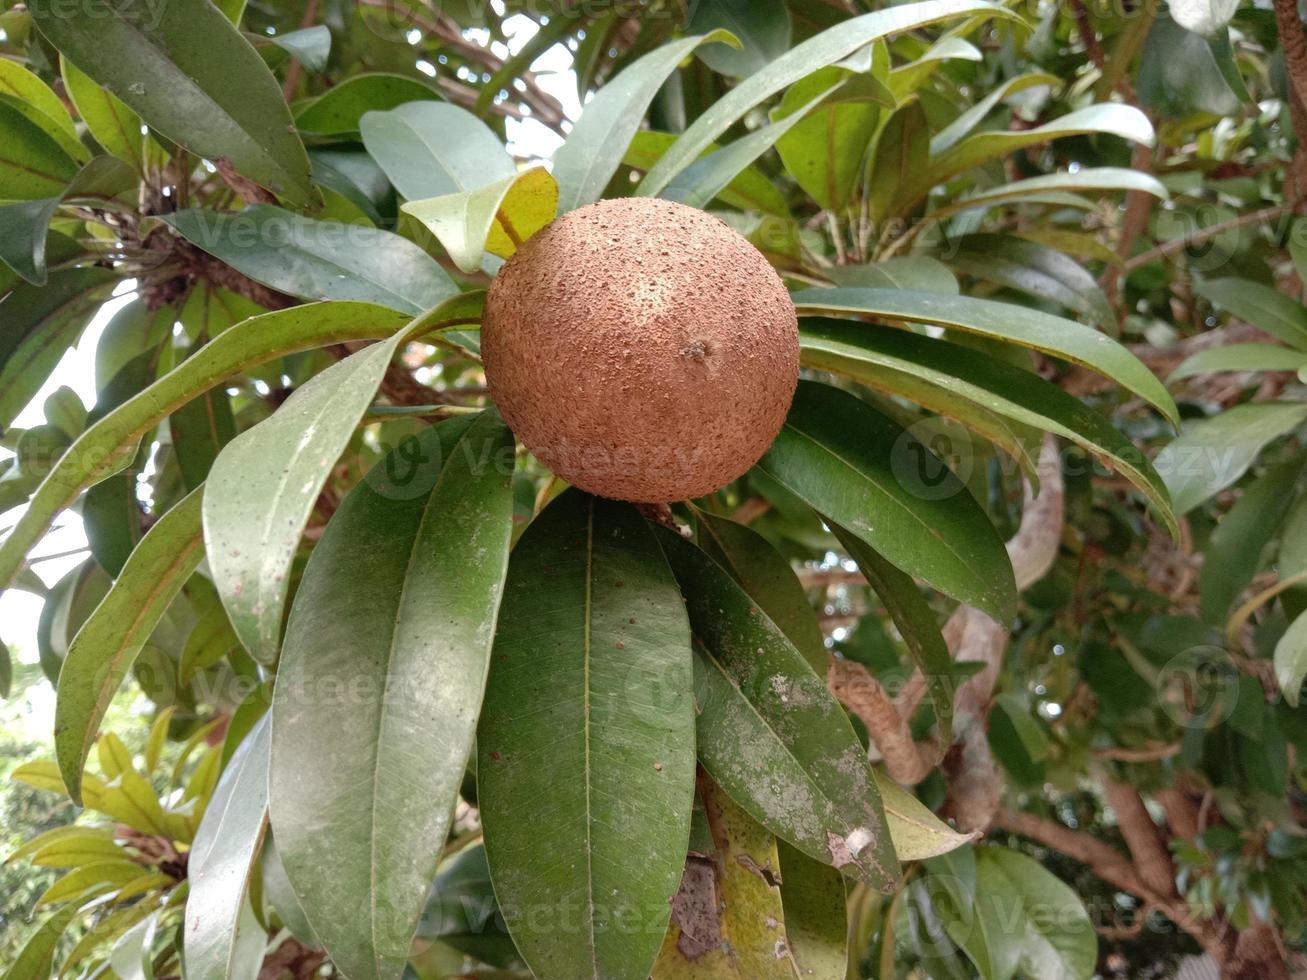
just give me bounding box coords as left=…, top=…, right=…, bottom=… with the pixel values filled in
left=482, top=197, right=799, bottom=503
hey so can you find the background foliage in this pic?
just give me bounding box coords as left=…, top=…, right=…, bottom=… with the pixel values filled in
left=0, top=0, right=1304, bottom=978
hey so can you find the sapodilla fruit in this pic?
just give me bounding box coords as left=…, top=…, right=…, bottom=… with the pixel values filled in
left=482, top=197, right=799, bottom=503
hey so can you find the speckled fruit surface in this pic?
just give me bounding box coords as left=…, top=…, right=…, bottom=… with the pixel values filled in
left=481, top=197, right=800, bottom=503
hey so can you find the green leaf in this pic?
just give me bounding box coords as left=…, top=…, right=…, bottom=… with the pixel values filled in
left=1137, top=12, right=1242, bottom=117
left=867, top=100, right=929, bottom=222
left=930, top=71, right=1059, bottom=154
left=205, top=292, right=483, bottom=664
left=360, top=100, right=515, bottom=202
left=38, top=860, right=146, bottom=906
left=478, top=491, right=695, bottom=980
left=662, top=77, right=851, bottom=210
left=262, top=834, right=319, bottom=950
left=636, top=0, right=1022, bottom=197
left=654, top=524, right=900, bottom=890
left=162, top=205, right=457, bottom=315
left=1200, top=458, right=1305, bottom=624
left=688, top=0, right=791, bottom=78
left=262, top=25, right=331, bottom=73
left=0, top=905, right=79, bottom=980
left=0, top=301, right=409, bottom=594
left=777, top=841, right=848, bottom=978
left=272, top=413, right=515, bottom=980
left=888, top=36, right=981, bottom=100
left=908, top=104, right=1154, bottom=207
left=31, top=0, right=314, bottom=206
left=1153, top=402, right=1307, bottom=514
left=55, top=487, right=205, bottom=804
left=927, top=167, right=1168, bottom=223
left=954, top=848, right=1097, bottom=980
left=799, top=320, right=1176, bottom=534
left=758, top=381, right=1016, bottom=622
left=402, top=166, right=558, bottom=274
left=0, top=59, right=86, bottom=163
left=0, top=267, right=118, bottom=428
left=109, top=910, right=159, bottom=980
left=61, top=56, right=146, bottom=172
left=826, top=256, right=958, bottom=292
left=775, top=67, right=883, bottom=211
left=295, top=73, right=440, bottom=136
left=1193, top=278, right=1307, bottom=351
left=178, top=602, right=241, bottom=684
left=623, top=130, right=790, bottom=216
left=0, top=99, right=78, bottom=200
left=695, top=509, right=826, bottom=674
left=185, top=715, right=271, bottom=980
left=1275, top=609, right=1307, bottom=707
left=169, top=382, right=235, bottom=491
left=943, top=234, right=1116, bottom=330
left=793, top=288, right=1179, bottom=426
left=1169, top=344, right=1307, bottom=380
left=62, top=901, right=160, bottom=978
left=830, top=524, right=955, bottom=746
left=553, top=32, right=739, bottom=213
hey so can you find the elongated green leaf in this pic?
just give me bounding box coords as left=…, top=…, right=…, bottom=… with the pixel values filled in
left=1193, top=278, right=1307, bottom=351
left=943, top=234, right=1116, bottom=330
left=1170, top=343, right=1307, bottom=380
left=360, top=101, right=515, bottom=202
left=955, top=848, right=1096, bottom=980
left=479, top=491, right=695, bottom=980
left=930, top=71, right=1059, bottom=154
left=1200, top=458, right=1305, bottom=624
left=876, top=773, right=975, bottom=860
left=205, top=292, right=483, bottom=665
left=623, top=130, right=790, bottom=216
left=799, top=320, right=1176, bottom=533
left=0, top=59, right=80, bottom=146
left=0, top=301, right=408, bottom=594
left=793, top=288, right=1179, bottom=425
left=553, top=31, right=738, bottom=213
left=775, top=67, right=883, bottom=212
left=169, top=382, right=235, bottom=491
left=62, top=56, right=145, bottom=172
left=262, top=25, right=331, bottom=72
left=1276, top=609, right=1307, bottom=706
left=185, top=715, right=271, bottom=980
left=911, top=104, right=1153, bottom=206
left=690, top=0, right=790, bottom=77
left=827, top=256, right=958, bottom=293
left=930, top=167, right=1168, bottom=222
left=868, top=100, right=929, bottom=223
left=30, top=0, right=315, bottom=206
left=272, top=413, right=515, bottom=980
left=655, top=525, right=900, bottom=890
left=0, top=100, right=78, bottom=200
left=759, top=381, right=1016, bottom=622
left=662, top=78, right=848, bottom=210
left=1, top=905, right=79, bottom=980
left=830, top=524, right=955, bottom=746
left=62, top=900, right=160, bottom=977
left=162, top=205, right=456, bottom=315
left=0, top=268, right=117, bottom=429
left=637, top=0, right=1021, bottom=197
left=38, top=860, right=146, bottom=906
left=1153, top=402, right=1307, bottom=514
left=402, top=167, right=558, bottom=274
left=296, top=73, right=440, bottom=136
left=55, top=487, right=205, bottom=804
left=695, top=509, right=826, bottom=674
left=0, top=156, right=135, bottom=286
left=778, top=843, right=847, bottom=976
left=262, top=834, right=319, bottom=950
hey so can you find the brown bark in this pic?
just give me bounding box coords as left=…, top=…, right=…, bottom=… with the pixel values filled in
left=828, top=657, right=937, bottom=784
left=1103, top=779, right=1177, bottom=899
